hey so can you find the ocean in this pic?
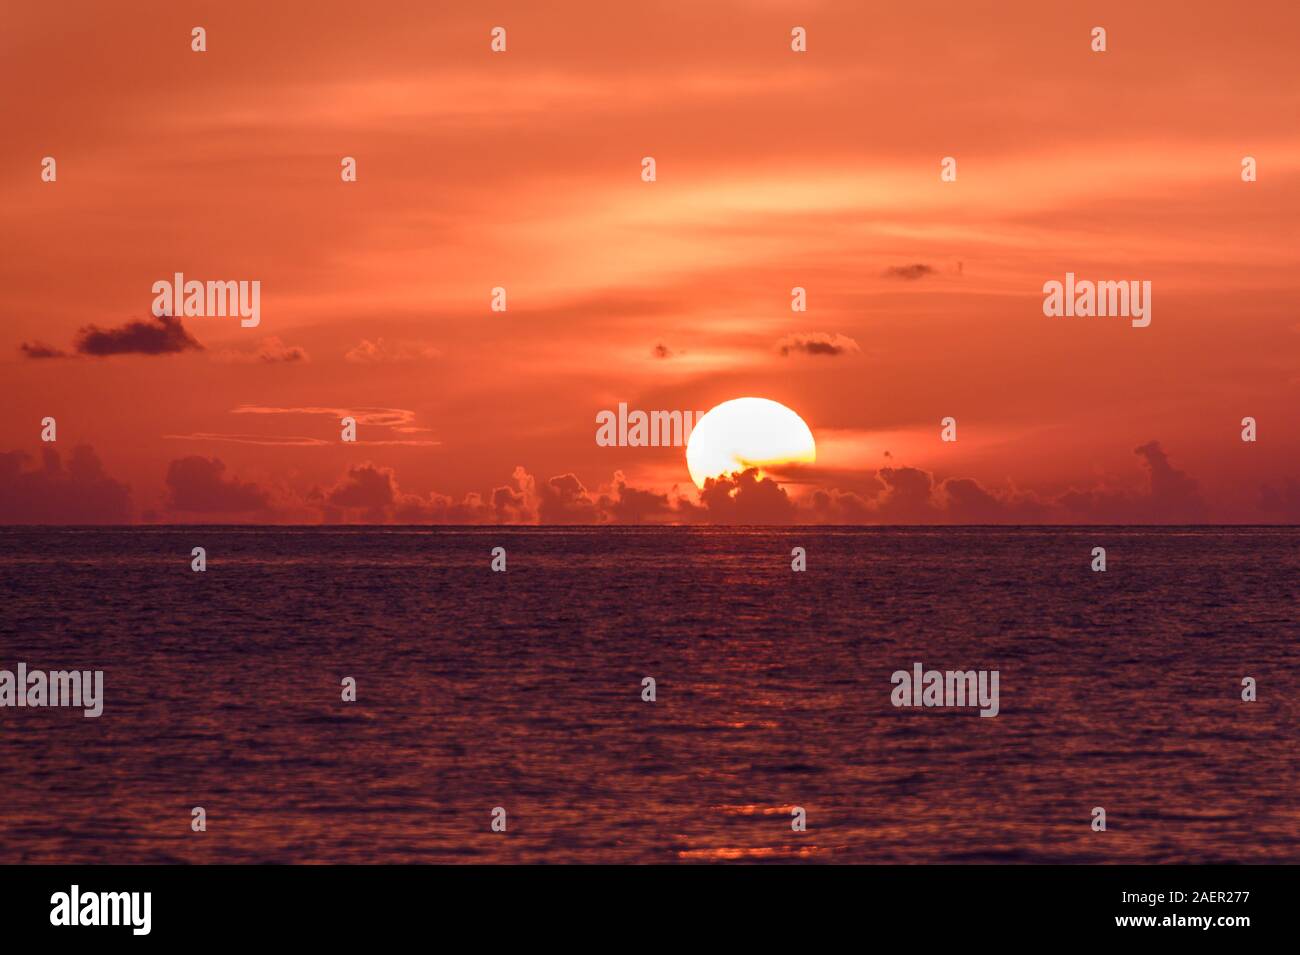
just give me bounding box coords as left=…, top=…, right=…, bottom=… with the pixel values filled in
left=0, top=526, right=1295, bottom=863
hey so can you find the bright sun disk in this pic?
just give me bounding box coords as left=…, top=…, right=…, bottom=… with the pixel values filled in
left=685, top=397, right=815, bottom=489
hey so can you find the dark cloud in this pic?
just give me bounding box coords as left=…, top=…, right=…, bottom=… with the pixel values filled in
left=1056, top=441, right=1205, bottom=523
left=19, top=340, right=68, bottom=359
left=1133, top=440, right=1204, bottom=520
left=74, top=314, right=203, bottom=356
left=597, top=471, right=681, bottom=523
left=251, top=445, right=1221, bottom=526
left=491, top=468, right=537, bottom=523
left=10, top=438, right=1261, bottom=526
left=323, top=462, right=398, bottom=523
left=165, top=457, right=271, bottom=514
left=316, top=462, right=535, bottom=524
left=651, top=343, right=673, bottom=359
left=870, top=466, right=938, bottom=521
left=883, top=263, right=935, bottom=281
left=0, top=446, right=132, bottom=523
left=392, top=489, right=491, bottom=524
left=803, top=467, right=1049, bottom=524
left=941, top=477, right=1047, bottom=523
left=698, top=468, right=798, bottom=524
left=1259, top=478, right=1300, bottom=521
left=776, top=332, right=860, bottom=357
left=808, top=487, right=873, bottom=522
left=537, top=473, right=602, bottom=523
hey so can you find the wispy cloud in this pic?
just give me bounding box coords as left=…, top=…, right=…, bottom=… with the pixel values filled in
left=344, top=338, right=439, bottom=363
left=164, top=406, right=441, bottom=447
left=216, top=336, right=310, bottom=364
left=19, top=341, right=68, bottom=359
left=162, top=433, right=334, bottom=447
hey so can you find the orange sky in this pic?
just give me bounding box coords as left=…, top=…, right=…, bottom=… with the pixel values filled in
left=2, top=0, right=1298, bottom=523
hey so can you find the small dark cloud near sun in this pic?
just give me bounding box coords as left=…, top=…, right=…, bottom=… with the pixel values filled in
left=651, top=343, right=673, bottom=359
left=19, top=340, right=69, bottom=359
left=73, top=314, right=203, bottom=357
left=777, top=332, right=860, bottom=357
left=884, top=263, right=936, bottom=281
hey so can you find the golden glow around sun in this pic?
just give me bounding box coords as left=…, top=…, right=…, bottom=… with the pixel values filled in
left=685, top=397, right=816, bottom=489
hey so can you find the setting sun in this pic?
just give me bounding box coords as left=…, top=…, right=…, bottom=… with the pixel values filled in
left=685, top=397, right=816, bottom=489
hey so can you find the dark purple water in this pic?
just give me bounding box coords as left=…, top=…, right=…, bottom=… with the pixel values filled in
left=0, top=526, right=1295, bottom=863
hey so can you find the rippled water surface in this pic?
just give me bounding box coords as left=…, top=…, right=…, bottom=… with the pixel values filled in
left=0, top=526, right=1295, bottom=863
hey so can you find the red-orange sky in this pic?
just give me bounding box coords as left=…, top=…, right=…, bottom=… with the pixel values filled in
left=2, top=0, right=1298, bottom=523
